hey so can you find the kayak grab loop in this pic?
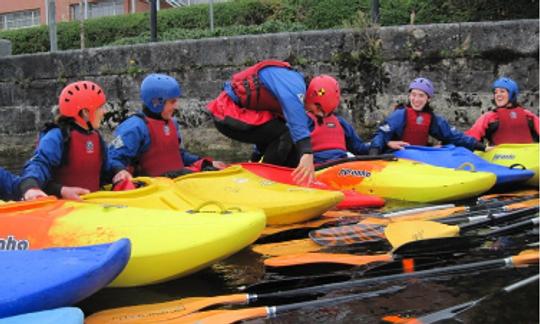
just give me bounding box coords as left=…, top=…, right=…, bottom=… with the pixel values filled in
left=455, top=162, right=476, bottom=172
left=509, top=163, right=527, bottom=170
left=187, top=200, right=240, bottom=214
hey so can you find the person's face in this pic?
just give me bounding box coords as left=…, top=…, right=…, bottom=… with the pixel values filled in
left=409, top=89, right=429, bottom=111
left=161, top=98, right=179, bottom=120
left=494, top=88, right=510, bottom=107
left=90, top=105, right=105, bottom=129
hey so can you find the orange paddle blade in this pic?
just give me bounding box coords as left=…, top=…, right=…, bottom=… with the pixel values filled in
left=261, top=218, right=332, bottom=236
left=175, top=307, right=269, bottom=324
left=264, top=252, right=393, bottom=267
left=85, top=294, right=249, bottom=323
left=382, top=315, right=422, bottom=324
left=479, top=189, right=538, bottom=202
left=252, top=238, right=322, bottom=256
left=511, top=249, right=539, bottom=267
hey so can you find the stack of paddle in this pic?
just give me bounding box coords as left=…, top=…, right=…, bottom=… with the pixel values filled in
left=85, top=250, right=539, bottom=323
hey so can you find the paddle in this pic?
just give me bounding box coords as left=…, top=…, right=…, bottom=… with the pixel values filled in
left=259, top=196, right=539, bottom=244
left=382, top=273, right=540, bottom=324
left=311, top=198, right=539, bottom=247
left=85, top=250, right=539, bottom=323
left=174, top=285, right=403, bottom=324
left=264, top=217, right=540, bottom=268
left=384, top=206, right=539, bottom=248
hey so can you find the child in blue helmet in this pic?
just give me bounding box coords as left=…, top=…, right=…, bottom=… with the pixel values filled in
left=370, top=77, right=485, bottom=154
left=109, top=73, right=225, bottom=181
left=466, top=77, right=539, bottom=145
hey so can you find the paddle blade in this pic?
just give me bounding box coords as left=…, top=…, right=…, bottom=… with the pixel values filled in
left=309, top=223, right=386, bottom=247
left=175, top=307, right=268, bottom=324
left=264, top=252, right=393, bottom=267
left=84, top=294, right=248, bottom=323
left=511, top=249, right=540, bottom=266
left=384, top=221, right=460, bottom=249
left=252, top=238, right=322, bottom=256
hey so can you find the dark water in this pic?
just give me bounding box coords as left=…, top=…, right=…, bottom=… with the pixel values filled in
left=1, top=154, right=538, bottom=323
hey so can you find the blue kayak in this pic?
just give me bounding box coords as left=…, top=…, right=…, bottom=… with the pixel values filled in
left=0, top=307, right=83, bottom=324
left=0, top=239, right=130, bottom=318
left=394, top=145, right=534, bottom=186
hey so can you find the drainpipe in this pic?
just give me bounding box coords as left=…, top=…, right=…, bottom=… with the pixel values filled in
left=47, top=0, right=57, bottom=52
left=131, top=0, right=136, bottom=13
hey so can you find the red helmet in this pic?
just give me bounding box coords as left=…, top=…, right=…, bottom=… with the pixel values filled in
left=305, top=75, right=341, bottom=115
left=59, top=81, right=106, bottom=126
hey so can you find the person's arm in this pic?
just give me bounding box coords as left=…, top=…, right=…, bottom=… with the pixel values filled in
left=108, top=116, right=150, bottom=174
left=337, top=116, right=370, bottom=155
left=465, top=112, right=496, bottom=141
left=369, top=109, right=406, bottom=154
left=0, top=168, right=21, bottom=201
left=524, top=109, right=540, bottom=136
left=19, top=129, right=64, bottom=196
left=431, top=114, right=486, bottom=151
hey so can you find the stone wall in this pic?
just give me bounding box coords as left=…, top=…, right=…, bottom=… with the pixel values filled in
left=0, top=19, right=537, bottom=161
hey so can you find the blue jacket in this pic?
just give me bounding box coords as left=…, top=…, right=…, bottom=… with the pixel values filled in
left=370, top=107, right=482, bottom=153
left=308, top=114, right=370, bottom=163
left=108, top=114, right=200, bottom=172
left=225, top=66, right=312, bottom=153
left=0, top=168, right=21, bottom=200
left=19, top=125, right=113, bottom=196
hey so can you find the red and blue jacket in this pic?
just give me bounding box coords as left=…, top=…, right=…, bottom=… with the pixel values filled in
left=466, top=106, right=539, bottom=145
left=209, top=63, right=313, bottom=155
left=307, top=113, right=370, bottom=163
left=19, top=123, right=113, bottom=197
left=370, top=105, right=484, bottom=154
left=108, top=113, right=203, bottom=176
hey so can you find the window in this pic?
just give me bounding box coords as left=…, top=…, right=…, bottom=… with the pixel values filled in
left=0, top=10, right=40, bottom=30
left=71, top=0, right=124, bottom=21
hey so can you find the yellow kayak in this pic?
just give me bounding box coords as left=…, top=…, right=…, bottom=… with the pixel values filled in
left=316, top=158, right=497, bottom=203
left=476, top=143, right=539, bottom=186
left=84, top=166, right=344, bottom=225
left=0, top=198, right=265, bottom=288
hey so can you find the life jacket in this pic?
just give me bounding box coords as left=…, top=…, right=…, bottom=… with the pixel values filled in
left=489, top=107, right=536, bottom=145
left=230, top=60, right=292, bottom=113
left=309, top=114, right=347, bottom=152
left=53, top=128, right=102, bottom=191
left=138, top=116, right=184, bottom=177
left=401, top=106, right=432, bottom=145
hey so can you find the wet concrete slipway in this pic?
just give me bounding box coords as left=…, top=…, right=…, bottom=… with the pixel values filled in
left=2, top=156, right=538, bottom=323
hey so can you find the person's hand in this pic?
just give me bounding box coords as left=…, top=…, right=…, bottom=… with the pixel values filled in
left=112, top=170, right=132, bottom=183
left=212, top=160, right=228, bottom=170
left=292, top=153, right=315, bottom=186
left=387, top=141, right=410, bottom=150
left=60, top=186, right=90, bottom=201
left=485, top=146, right=495, bottom=152
left=23, top=188, right=48, bottom=201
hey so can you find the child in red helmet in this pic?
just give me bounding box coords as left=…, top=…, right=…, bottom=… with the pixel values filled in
left=304, top=75, right=370, bottom=163
left=19, top=81, right=128, bottom=201
left=466, top=77, right=539, bottom=145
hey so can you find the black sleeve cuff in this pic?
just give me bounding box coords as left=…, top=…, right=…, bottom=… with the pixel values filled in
left=19, top=178, right=41, bottom=197
left=45, top=182, right=63, bottom=198
left=474, top=142, right=487, bottom=152
left=295, top=137, right=313, bottom=155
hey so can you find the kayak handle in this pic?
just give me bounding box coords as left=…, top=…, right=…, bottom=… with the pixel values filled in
left=187, top=201, right=237, bottom=214
left=455, top=162, right=476, bottom=172
left=509, top=163, right=527, bottom=170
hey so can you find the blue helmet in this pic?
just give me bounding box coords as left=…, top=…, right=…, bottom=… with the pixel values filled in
left=409, top=77, right=434, bottom=97
left=140, top=74, right=181, bottom=113
left=492, top=77, right=519, bottom=103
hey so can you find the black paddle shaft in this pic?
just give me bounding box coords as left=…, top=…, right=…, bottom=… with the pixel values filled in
left=459, top=206, right=539, bottom=232
left=256, top=256, right=517, bottom=300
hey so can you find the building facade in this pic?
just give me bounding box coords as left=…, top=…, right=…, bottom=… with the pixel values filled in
left=0, top=0, right=181, bottom=30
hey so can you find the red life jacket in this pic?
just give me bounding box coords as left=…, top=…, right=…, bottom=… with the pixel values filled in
left=138, top=117, right=184, bottom=176
left=309, top=114, right=347, bottom=152
left=401, top=107, right=432, bottom=145
left=491, top=107, right=535, bottom=145
left=230, top=60, right=291, bottom=113
left=54, top=129, right=102, bottom=191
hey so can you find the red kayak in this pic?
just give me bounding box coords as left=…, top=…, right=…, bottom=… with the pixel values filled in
left=239, top=162, right=384, bottom=209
